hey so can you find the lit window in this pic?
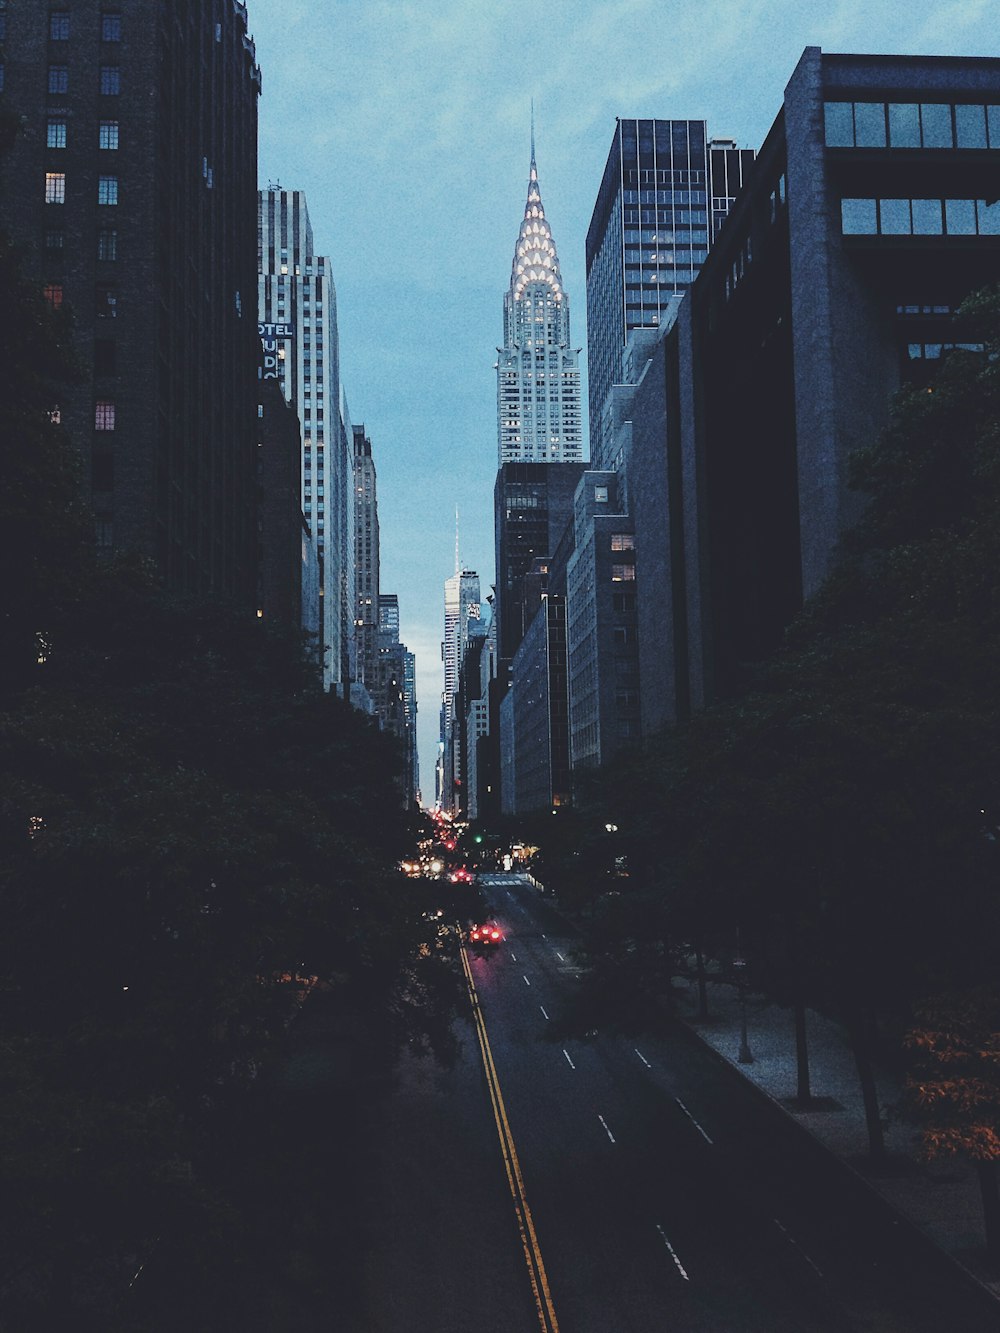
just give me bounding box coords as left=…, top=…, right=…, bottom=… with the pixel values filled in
left=96, top=284, right=117, bottom=317
left=49, top=12, right=70, bottom=39
left=100, top=12, right=121, bottom=41
left=47, top=64, right=69, bottom=93
left=610, top=534, right=635, bottom=551
left=611, top=564, right=636, bottom=582
left=47, top=119, right=67, bottom=148
left=43, top=283, right=63, bottom=309
left=45, top=171, right=66, bottom=203
left=595, top=486, right=608, bottom=503
left=99, top=119, right=119, bottom=149
left=94, top=400, right=116, bottom=430
left=97, top=175, right=118, bottom=205
left=99, top=65, right=120, bottom=94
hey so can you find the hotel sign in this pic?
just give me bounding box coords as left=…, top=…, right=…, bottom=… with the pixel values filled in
left=258, top=321, right=293, bottom=379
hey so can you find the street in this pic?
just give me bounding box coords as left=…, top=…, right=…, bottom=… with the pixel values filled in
left=360, top=874, right=999, bottom=1332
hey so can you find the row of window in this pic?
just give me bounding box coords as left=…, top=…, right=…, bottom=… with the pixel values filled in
left=45, top=172, right=118, bottom=204
left=48, top=64, right=120, bottom=94
left=48, top=11, right=121, bottom=41
left=48, top=118, right=119, bottom=149
left=906, top=341, right=985, bottom=359
left=824, top=100, right=1000, bottom=151
left=841, top=196, right=1000, bottom=237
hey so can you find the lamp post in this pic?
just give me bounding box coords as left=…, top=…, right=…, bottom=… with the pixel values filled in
left=734, top=930, right=754, bottom=1064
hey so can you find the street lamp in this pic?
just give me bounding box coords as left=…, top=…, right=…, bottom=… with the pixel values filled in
left=734, top=930, right=754, bottom=1064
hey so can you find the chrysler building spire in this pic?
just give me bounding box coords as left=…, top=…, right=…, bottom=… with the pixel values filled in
left=496, top=124, right=583, bottom=464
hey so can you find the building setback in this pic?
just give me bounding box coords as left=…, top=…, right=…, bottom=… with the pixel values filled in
left=0, top=0, right=262, bottom=604
left=353, top=423, right=380, bottom=695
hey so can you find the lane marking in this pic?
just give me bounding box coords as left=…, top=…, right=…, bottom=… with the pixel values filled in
left=540, top=1006, right=550, bottom=1021
left=562, top=1048, right=576, bottom=1070
left=634, top=1047, right=652, bottom=1069
left=597, top=1114, right=616, bottom=1144
left=510, top=951, right=517, bottom=961
left=773, top=1219, right=823, bottom=1278
left=523, top=974, right=531, bottom=986
left=541, top=933, right=547, bottom=939
left=554, top=951, right=565, bottom=962
left=656, top=1225, right=690, bottom=1281
left=674, top=1098, right=713, bottom=1144
left=461, top=946, right=560, bottom=1332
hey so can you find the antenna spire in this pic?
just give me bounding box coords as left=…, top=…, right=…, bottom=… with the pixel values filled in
left=530, top=99, right=536, bottom=167
left=455, top=506, right=460, bottom=575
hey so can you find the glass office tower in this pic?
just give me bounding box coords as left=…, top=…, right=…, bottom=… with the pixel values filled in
left=585, top=120, right=752, bottom=467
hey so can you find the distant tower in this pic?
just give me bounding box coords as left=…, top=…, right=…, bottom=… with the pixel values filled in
left=496, top=126, right=583, bottom=464
left=259, top=188, right=353, bottom=691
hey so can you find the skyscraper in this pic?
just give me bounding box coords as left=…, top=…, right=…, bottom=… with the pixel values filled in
left=496, top=135, right=583, bottom=465
left=585, top=120, right=753, bottom=466
left=0, top=0, right=262, bottom=602
left=353, top=423, right=380, bottom=694
left=440, top=562, right=481, bottom=813
left=258, top=187, right=353, bottom=692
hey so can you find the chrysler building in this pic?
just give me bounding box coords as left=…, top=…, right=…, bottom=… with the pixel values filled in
left=496, top=134, right=583, bottom=464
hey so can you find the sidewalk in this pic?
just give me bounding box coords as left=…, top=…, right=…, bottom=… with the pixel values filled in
left=678, top=979, right=1000, bottom=1302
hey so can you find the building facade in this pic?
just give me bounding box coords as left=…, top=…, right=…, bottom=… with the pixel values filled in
left=0, top=0, right=262, bottom=603
left=258, top=187, right=353, bottom=691
left=585, top=119, right=753, bottom=468
left=439, top=566, right=481, bottom=813
left=631, top=48, right=1000, bottom=729
left=352, top=422, right=380, bottom=693
left=496, top=140, right=583, bottom=464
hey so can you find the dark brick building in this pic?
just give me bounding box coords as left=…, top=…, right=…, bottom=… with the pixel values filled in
left=0, top=0, right=262, bottom=605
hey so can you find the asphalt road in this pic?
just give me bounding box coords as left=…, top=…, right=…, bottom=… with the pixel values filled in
left=359, top=873, right=1000, bottom=1333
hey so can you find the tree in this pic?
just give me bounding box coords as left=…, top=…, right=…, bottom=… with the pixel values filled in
left=905, top=989, right=1000, bottom=1266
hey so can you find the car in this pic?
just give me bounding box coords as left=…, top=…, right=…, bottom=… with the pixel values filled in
left=468, top=922, right=502, bottom=947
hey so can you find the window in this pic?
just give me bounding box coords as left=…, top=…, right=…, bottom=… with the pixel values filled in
left=47, top=64, right=69, bottom=93
left=94, top=400, right=115, bottom=430
left=97, top=175, right=118, bottom=205
left=911, top=199, right=942, bottom=235
left=99, top=65, right=120, bottom=94
left=95, top=284, right=117, bottom=317
left=100, top=12, right=121, bottom=41
left=97, top=228, right=117, bottom=260
left=955, top=104, right=987, bottom=149
left=612, top=593, right=637, bottom=612
left=49, top=11, right=70, bottom=39
left=610, top=534, right=635, bottom=551
left=99, top=119, right=119, bottom=149
left=853, top=102, right=886, bottom=148
left=594, top=486, right=608, bottom=503
left=611, top=564, right=636, bottom=582
left=888, top=103, right=921, bottom=148
left=47, top=119, right=67, bottom=148
left=945, top=198, right=976, bottom=234
left=841, top=198, right=876, bottom=234
left=44, top=229, right=64, bottom=251
left=879, top=199, right=911, bottom=234
left=45, top=172, right=66, bottom=204
left=42, top=283, right=63, bottom=309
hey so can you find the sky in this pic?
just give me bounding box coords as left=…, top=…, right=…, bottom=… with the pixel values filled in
left=248, top=0, right=997, bottom=796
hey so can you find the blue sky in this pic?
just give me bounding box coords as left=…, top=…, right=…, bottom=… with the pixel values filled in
left=248, top=0, right=996, bottom=795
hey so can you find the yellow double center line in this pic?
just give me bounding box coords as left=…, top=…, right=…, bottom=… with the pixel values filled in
left=461, top=944, right=560, bottom=1333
